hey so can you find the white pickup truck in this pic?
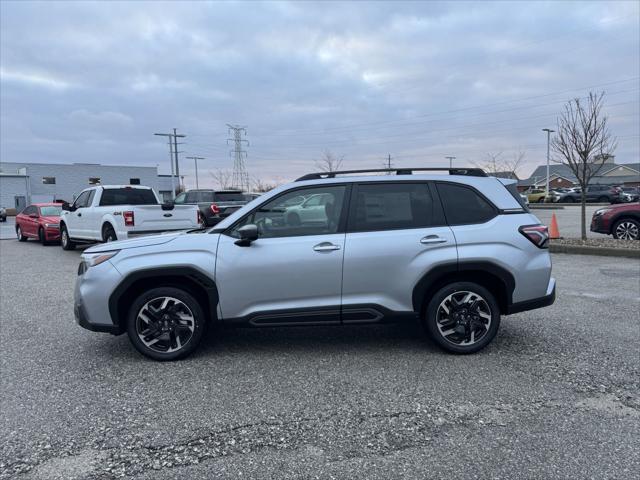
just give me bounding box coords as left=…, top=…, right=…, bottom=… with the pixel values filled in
left=59, top=185, right=200, bottom=250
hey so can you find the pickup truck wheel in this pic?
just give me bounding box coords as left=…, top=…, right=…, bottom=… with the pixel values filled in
left=612, top=218, right=639, bottom=240
left=60, top=225, right=75, bottom=250
left=102, top=225, right=117, bottom=242
left=16, top=226, right=27, bottom=242
left=423, top=282, right=500, bottom=354
left=127, top=287, right=206, bottom=361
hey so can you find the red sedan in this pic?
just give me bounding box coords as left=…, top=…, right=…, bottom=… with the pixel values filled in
left=16, top=203, right=63, bottom=244
left=591, top=202, right=640, bottom=240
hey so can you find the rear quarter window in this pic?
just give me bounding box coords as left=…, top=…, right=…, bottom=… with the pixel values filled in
left=436, top=183, right=497, bottom=225
left=99, top=188, right=158, bottom=206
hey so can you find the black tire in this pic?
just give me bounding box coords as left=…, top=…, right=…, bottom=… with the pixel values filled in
left=16, top=226, right=27, bottom=242
left=60, top=224, right=75, bottom=250
left=102, top=224, right=118, bottom=243
left=537, top=197, right=545, bottom=203
left=612, top=218, right=640, bottom=240
left=562, top=196, right=574, bottom=203
left=38, top=227, right=47, bottom=245
left=126, top=287, right=207, bottom=361
left=597, top=196, right=609, bottom=203
left=423, top=282, right=501, bottom=354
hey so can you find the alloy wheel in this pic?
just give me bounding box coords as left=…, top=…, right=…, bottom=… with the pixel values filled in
left=136, top=296, right=195, bottom=353
left=615, top=221, right=639, bottom=240
left=435, top=291, right=492, bottom=346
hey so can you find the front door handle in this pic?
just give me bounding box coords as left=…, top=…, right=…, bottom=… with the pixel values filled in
left=313, top=242, right=341, bottom=252
left=420, top=235, right=447, bottom=245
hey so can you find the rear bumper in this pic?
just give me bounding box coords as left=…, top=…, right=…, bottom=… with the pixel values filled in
left=506, top=277, right=556, bottom=314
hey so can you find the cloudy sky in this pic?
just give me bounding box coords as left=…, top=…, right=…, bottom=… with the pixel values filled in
left=1, top=0, right=638, bottom=188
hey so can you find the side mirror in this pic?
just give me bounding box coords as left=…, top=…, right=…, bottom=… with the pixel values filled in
left=61, top=202, right=75, bottom=212
left=234, top=224, right=259, bottom=247
left=29, top=213, right=38, bottom=219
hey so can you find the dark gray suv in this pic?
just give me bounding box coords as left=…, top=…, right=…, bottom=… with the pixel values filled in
left=173, top=189, right=249, bottom=226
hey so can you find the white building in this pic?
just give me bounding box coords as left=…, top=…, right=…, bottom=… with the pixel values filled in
left=0, top=162, right=179, bottom=212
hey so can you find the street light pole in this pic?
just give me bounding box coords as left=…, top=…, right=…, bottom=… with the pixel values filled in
left=445, top=156, right=456, bottom=168
left=186, top=156, right=205, bottom=189
left=542, top=128, right=555, bottom=195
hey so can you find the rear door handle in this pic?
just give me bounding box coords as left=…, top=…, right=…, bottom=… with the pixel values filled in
left=420, top=235, right=447, bottom=245
left=313, top=242, right=341, bottom=252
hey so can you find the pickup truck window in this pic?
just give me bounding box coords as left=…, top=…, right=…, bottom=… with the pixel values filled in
left=99, top=188, right=157, bottom=206
left=214, top=192, right=245, bottom=202
left=186, top=191, right=215, bottom=203
left=74, top=191, right=92, bottom=208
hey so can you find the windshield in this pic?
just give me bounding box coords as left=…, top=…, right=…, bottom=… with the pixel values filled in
left=39, top=206, right=62, bottom=216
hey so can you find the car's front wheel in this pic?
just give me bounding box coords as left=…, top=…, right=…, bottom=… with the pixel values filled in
left=423, top=282, right=500, bottom=354
left=60, top=224, right=75, bottom=250
left=127, top=287, right=206, bottom=361
left=612, top=218, right=639, bottom=240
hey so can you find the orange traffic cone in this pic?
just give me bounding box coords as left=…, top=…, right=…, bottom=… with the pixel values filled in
left=549, top=213, right=561, bottom=239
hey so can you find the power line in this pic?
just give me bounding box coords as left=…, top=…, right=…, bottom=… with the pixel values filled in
left=227, top=124, right=250, bottom=192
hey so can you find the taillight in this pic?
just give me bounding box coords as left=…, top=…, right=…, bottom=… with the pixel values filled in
left=519, top=225, right=549, bottom=248
left=210, top=203, right=220, bottom=215
left=123, top=210, right=134, bottom=226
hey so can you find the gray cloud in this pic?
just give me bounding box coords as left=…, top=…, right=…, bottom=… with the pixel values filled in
left=1, top=0, right=638, bottom=187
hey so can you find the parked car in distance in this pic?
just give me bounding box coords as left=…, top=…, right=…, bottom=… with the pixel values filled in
left=74, top=167, right=555, bottom=361
left=173, top=189, right=248, bottom=226
left=545, top=187, right=579, bottom=203
left=526, top=188, right=547, bottom=203
left=621, top=187, right=639, bottom=203
left=548, top=185, right=624, bottom=204
left=60, top=185, right=200, bottom=250
left=519, top=193, right=529, bottom=207
left=15, top=203, right=63, bottom=244
left=591, top=202, right=640, bottom=240
left=0, top=206, right=6, bottom=222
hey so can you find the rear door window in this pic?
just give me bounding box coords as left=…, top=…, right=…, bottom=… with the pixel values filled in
left=349, top=182, right=435, bottom=232
left=99, top=188, right=158, bottom=206
left=436, top=183, right=497, bottom=225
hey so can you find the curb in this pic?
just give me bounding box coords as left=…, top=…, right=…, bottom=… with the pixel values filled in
left=529, top=205, right=565, bottom=210
left=550, top=244, right=640, bottom=258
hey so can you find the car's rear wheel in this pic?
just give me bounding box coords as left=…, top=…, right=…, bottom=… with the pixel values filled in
left=562, top=196, right=574, bottom=203
left=127, top=287, right=206, bottom=361
left=423, top=282, right=500, bottom=354
left=537, top=197, right=545, bottom=203
left=612, top=218, right=639, bottom=240
left=16, top=226, right=27, bottom=242
left=102, top=224, right=117, bottom=243
left=60, top=224, right=75, bottom=250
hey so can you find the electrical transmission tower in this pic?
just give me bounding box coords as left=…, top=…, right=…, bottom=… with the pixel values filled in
left=227, top=124, right=250, bottom=192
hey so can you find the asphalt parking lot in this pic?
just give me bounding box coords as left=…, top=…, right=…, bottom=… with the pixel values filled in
left=1, top=238, right=639, bottom=479
left=531, top=204, right=605, bottom=239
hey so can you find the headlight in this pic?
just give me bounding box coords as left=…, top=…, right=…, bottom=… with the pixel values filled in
left=44, top=223, right=59, bottom=228
left=81, top=250, right=119, bottom=268
left=593, top=209, right=611, bottom=217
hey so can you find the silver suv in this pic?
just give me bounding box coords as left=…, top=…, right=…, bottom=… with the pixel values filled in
left=74, top=168, right=555, bottom=361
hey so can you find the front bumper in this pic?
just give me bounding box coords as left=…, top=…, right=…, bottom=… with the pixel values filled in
left=506, top=277, right=556, bottom=315
left=590, top=215, right=609, bottom=234
left=74, top=259, right=124, bottom=335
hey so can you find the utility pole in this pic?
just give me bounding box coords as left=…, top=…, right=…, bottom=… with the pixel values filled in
left=154, top=129, right=186, bottom=198
left=186, top=156, right=205, bottom=189
left=386, top=154, right=393, bottom=170
left=445, top=156, right=456, bottom=168
left=542, top=128, right=555, bottom=194
left=227, top=124, right=249, bottom=192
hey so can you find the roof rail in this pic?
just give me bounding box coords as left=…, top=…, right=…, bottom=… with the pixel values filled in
left=295, top=167, right=487, bottom=181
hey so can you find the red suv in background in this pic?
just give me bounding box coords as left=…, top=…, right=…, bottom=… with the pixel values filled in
left=16, top=203, right=63, bottom=244
left=591, top=202, right=640, bottom=240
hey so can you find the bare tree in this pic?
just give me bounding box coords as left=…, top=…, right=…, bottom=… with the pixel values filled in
left=475, top=150, right=526, bottom=178
left=209, top=169, right=234, bottom=190
left=315, top=150, right=344, bottom=172
left=252, top=178, right=279, bottom=193
left=551, top=91, right=617, bottom=240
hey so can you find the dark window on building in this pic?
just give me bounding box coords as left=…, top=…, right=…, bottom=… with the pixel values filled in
left=349, top=183, right=434, bottom=232
left=89, top=177, right=101, bottom=185
left=436, top=183, right=496, bottom=225
left=129, top=178, right=141, bottom=185
left=99, top=188, right=158, bottom=206
left=42, top=177, right=56, bottom=184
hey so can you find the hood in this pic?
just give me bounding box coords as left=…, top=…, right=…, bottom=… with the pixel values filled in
left=41, top=216, right=60, bottom=223
left=85, top=231, right=182, bottom=253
